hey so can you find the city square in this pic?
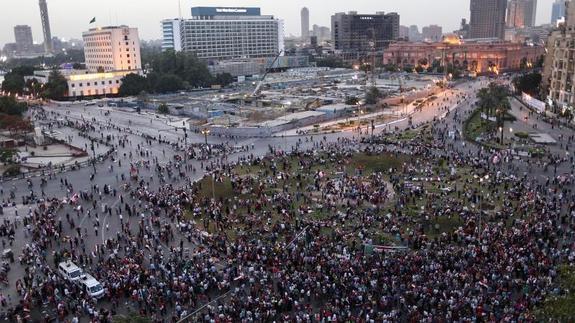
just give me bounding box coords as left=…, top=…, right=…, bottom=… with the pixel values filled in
left=0, top=0, right=575, bottom=322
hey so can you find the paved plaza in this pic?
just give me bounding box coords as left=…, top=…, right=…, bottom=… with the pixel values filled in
left=0, top=78, right=573, bottom=322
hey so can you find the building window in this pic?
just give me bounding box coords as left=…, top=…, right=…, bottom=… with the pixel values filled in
left=101, top=81, right=105, bottom=85
left=116, top=80, right=119, bottom=84
left=87, top=82, right=91, bottom=86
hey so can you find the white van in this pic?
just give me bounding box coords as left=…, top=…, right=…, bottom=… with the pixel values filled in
left=78, top=274, right=105, bottom=299
left=58, top=261, right=83, bottom=282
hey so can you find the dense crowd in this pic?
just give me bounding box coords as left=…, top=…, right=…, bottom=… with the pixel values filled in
left=2, top=84, right=575, bottom=322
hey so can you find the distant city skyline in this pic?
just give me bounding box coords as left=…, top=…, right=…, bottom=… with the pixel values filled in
left=0, top=0, right=559, bottom=47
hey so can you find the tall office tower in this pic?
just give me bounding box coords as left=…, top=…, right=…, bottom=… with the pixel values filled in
left=39, top=0, right=53, bottom=53
left=422, top=25, right=443, bottom=42
left=399, top=25, right=410, bottom=39
left=82, top=26, right=142, bottom=72
left=469, top=0, right=507, bottom=39
left=13, top=25, right=34, bottom=54
left=162, top=7, right=283, bottom=60
left=408, top=25, right=421, bottom=41
left=161, top=19, right=182, bottom=52
left=301, top=7, right=310, bottom=43
left=507, top=0, right=537, bottom=28
left=551, top=0, right=566, bottom=25
left=331, top=11, right=400, bottom=56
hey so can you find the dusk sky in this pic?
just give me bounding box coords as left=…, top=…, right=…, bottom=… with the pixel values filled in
left=0, top=0, right=558, bottom=46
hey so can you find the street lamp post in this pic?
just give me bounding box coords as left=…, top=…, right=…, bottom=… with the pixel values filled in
left=183, top=127, right=188, bottom=162
left=201, top=128, right=210, bottom=146
left=90, top=138, right=96, bottom=171
left=477, top=174, right=489, bottom=242
left=200, top=128, right=215, bottom=199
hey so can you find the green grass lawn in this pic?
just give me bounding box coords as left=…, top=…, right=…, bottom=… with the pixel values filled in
left=187, top=152, right=511, bottom=244
left=534, top=265, right=575, bottom=321
left=0, top=148, right=16, bottom=163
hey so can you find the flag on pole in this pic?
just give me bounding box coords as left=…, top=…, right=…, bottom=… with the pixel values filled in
left=89, top=17, right=96, bottom=24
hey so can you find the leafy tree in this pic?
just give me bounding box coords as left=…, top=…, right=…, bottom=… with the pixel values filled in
left=25, top=78, right=43, bottom=98
left=0, top=96, right=27, bottom=116
left=445, top=64, right=462, bottom=79
left=512, top=72, right=542, bottom=97
left=157, top=103, right=169, bottom=114
left=315, top=56, right=350, bottom=68
left=3, top=49, right=84, bottom=70
left=10, top=66, right=35, bottom=76
left=42, top=69, right=68, bottom=100
left=119, top=73, right=149, bottom=96
left=1, top=73, right=25, bottom=95
left=383, top=64, right=399, bottom=72
left=360, top=63, right=371, bottom=74
left=365, top=87, right=381, bottom=105
left=2, top=65, right=37, bottom=95
left=214, top=73, right=235, bottom=87
left=476, top=83, right=510, bottom=143
left=345, top=96, right=359, bottom=105
left=148, top=50, right=213, bottom=89
left=153, top=74, right=184, bottom=93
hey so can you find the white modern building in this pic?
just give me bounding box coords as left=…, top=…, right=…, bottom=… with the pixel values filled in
left=161, top=19, right=182, bottom=52
left=301, top=7, right=310, bottom=43
left=33, top=25, right=143, bottom=98
left=83, top=25, right=142, bottom=72
left=161, top=7, right=284, bottom=61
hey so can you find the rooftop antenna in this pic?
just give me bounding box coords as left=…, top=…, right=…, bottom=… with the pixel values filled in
left=178, top=0, right=182, bottom=19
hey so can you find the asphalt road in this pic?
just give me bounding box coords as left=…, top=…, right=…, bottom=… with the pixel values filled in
left=6, top=77, right=571, bottom=319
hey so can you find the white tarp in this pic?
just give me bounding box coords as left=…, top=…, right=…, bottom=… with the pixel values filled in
left=522, top=93, right=546, bottom=113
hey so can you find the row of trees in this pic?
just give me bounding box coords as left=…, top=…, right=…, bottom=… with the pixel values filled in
left=1, top=67, right=68, bottom=100
left=0, top=95, right=32, bottom=133
left=0, top=49, right=85, bottom=71
left=512, top=72, right=542, bottom=97
left=476, top=83, right=511, bottom=143
left=119, top=51, right=234, bottom=96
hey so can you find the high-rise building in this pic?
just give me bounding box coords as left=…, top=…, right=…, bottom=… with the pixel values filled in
left=301, top=7, right=310, bottom=43
left=161, top=19, right=182, bottom=52
left=456, top=18, right=471, bottom=38
left=82, top=26, right=142, bottom=72
left=409, top=25, right=422, bottom=42
left=38, top=0, right=53, bottom=53
left=331, top=11, right=400, bottom=57
left=161, top=7, right=284, bottom=61
left=312, top=24, right=331, bottom=43
left=32, top=25, right=143, bottom=98
left=469, top=0, right=507, bottom=39
left=422, top=25, right=443, bottom=42
left=551, top=0, right=566, bottom=25
left=542, top=1, right=575, bottom=109
left=399, top=25, right=410, bottom=39
left=507, top=0, right=537, bottom=28
left=14, top=25, right=34, bottom=54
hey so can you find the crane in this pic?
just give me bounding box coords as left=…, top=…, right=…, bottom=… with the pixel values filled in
left=251, top=50, right=283, bottom=98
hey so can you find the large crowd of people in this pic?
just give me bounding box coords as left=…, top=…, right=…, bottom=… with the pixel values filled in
left=1, top=82, right=574, bottom=322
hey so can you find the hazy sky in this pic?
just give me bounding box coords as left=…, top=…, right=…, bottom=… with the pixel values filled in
left=0, top=0, right=558, bottom=46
